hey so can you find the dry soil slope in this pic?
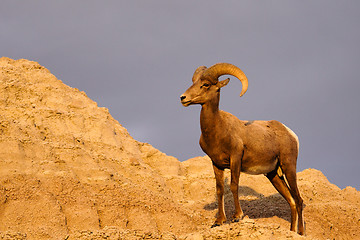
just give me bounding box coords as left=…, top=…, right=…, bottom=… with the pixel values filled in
left=0, top=58, right=197, bottom=239
left=0, top=58, right=359, bottom=240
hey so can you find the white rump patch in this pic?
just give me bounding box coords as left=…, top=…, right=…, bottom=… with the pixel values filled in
left=282, top=123, right=299, bottom=150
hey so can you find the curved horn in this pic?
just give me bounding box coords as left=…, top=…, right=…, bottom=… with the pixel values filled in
left=202, top=63, right=248, bottom=97
left=192, top=66, right=207, bottom=83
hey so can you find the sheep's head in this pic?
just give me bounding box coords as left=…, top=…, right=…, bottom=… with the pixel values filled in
left=180, top=63, right=248, bottom=107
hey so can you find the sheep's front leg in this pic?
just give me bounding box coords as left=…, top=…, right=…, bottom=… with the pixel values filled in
left=212, top=164, right=226, bottom=227
left=230, top=156, right=243, bottom=222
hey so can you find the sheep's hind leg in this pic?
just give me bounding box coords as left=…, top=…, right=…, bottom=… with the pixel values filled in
left=266, top=168, right=298, bottom=233
left=212, top=164, right=226, bottom=227
left=280, top=164, right=305, bottom=235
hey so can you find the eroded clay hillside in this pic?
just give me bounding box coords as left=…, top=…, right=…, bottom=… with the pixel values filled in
left=0, top=58, right=359, bottom=240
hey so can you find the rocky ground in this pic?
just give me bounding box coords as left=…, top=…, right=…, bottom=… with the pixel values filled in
left=0, top=58, right=359, bottom=239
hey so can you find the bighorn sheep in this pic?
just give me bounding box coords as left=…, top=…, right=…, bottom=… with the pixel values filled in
left=180, top=63, right=304, bottom=235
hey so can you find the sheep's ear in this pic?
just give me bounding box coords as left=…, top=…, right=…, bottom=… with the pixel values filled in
left=218, top=78, right=230, bottom=88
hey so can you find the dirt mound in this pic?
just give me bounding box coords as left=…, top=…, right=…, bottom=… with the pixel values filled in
left=0, top=58, right=359, bottom=239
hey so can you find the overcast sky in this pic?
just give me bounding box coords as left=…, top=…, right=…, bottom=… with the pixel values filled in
left=1, top=1, right=359, bottom=190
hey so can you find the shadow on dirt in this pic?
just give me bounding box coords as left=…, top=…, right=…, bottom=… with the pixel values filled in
left=203, top=178, right=291, bottom=223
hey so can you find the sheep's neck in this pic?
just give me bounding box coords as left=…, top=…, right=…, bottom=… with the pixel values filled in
left=200, top=96, right=221, bottom=136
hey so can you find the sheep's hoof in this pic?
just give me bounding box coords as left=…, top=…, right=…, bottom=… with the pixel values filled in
left=232, top=214, right=244, bottom=223
left=211, top=220, right=226, bottom=228
left=211, top=223, right=221, bottom=228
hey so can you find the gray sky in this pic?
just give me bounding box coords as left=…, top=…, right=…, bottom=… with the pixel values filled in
left=1, top=1, right=359, bottom=190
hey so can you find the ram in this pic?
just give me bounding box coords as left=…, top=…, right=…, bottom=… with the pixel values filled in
left=180, top=63, right=304, bottom=235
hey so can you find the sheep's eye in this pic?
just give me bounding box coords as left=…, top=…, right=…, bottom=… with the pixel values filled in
left=201, top=83, right=210, bottom=88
